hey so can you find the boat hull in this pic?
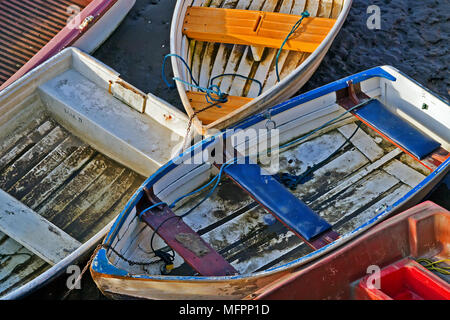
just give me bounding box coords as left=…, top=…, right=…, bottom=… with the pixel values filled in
left=171, top=0, right=353, bottom=134
left=90, top=66, right=450, bottom=300
left=90, top=170, right=448, bottom=300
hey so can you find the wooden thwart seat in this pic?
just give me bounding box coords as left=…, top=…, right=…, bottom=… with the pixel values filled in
left=183, top=6, right=336, bottom=53
left=138, top=188, right=238, bottom=277
left=187, top=91, right=252, bottom=124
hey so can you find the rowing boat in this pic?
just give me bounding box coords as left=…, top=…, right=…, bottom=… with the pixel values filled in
left=249, top=201, right=450, bottom=300
left=0, top=0, right=135, bottom=91
left=170, top=0, right=352, bottom=135
left=90, top=65, right=450, bottom=299
left=0, top=47, right=188, bottom=299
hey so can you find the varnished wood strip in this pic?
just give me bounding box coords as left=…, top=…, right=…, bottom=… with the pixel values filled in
left=187, top=91, right=253, bottom=124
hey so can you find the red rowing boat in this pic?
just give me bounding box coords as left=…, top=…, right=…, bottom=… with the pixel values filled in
left=249, top=201, right=450, bottom=300
left=0, top=0, right=135, bottom=91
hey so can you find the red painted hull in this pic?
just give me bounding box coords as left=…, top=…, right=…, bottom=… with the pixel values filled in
left=250, top=201, right=450, bottom=300
left=0, top=0, right=123, bottom=91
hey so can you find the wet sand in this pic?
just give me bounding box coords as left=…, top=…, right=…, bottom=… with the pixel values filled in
left=27, top=0, right=449, bottom=300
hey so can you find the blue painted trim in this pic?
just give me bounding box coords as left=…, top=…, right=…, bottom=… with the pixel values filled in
left=231, top=66, right=396, bottom=131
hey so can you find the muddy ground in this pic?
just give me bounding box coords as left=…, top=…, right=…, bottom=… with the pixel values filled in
left=27, top=0, right=449, bottom=300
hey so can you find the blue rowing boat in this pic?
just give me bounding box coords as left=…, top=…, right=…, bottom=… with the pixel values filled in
left=90, top=66, right=449, bottom=300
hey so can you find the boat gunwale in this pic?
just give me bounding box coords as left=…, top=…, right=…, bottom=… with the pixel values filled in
left=170, top=0, right=353, bottom=133
left=92, top=66, right=450, bottom=283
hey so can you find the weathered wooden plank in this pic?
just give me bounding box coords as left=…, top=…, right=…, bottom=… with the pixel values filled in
left=0, top=239, right=33, bottom=282
left=194, top=0, right=240, bottom=91
left=0, top=126, right=68, bottom=190
left=317, top=0, right=333, bottom=18
left=231, top=0, right=279, bottom=93
left=57, top=165, right=127, bottom=236
left=337, top=123, right=385, bottom=162
left=0, top=120, right=54, bottom=172
left=49, top=156, right=119, bottom=231
left=254, top=0, right=308, bottom=94
left=331, top=0, right=344, bottom=19
left=0, top=190, right=81, bottom=265
left=292, top=149, right=369, bottom=201
left=22, top=145, right=95, bottom=210
left=311, top=148, right=403, bottom=206
left=77, top=171, right=143, bottom=242
left=0, top=252, right=47, bottom=296
left=311, top=170, right=400, bottom=224
left=0, top=110, right=48, bottom=158
left=36, top=153, right=108, bottom=222
left=382, top=159, right=426, bottom=188
left=336, top=183, right=412, bottom=234
left=217, top=0, right=264, bottom=94
left=7, top=135, right=83, bottom=200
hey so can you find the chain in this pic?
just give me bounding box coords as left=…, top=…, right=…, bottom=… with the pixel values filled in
left=182, top=97, right=228, bottom=149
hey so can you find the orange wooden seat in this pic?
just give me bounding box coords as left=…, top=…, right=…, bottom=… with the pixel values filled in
left=183, top=6, right=336, bottom=53
left=187, top=91, right=253, bottom=125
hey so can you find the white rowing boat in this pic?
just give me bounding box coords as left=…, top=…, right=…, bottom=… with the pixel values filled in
left=170, top=0, right=352, bottom=135
left=0, top=47, right=188, bottom=299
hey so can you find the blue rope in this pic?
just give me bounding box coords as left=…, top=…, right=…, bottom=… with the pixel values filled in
left=162, top=54, right=263, bottom=105
left=138, top=201, right=167, bottom=219
left=275, top=11, right=310, bottom=82
left=140, top=157, right=238, bottom=219
left=210, top=73, right=263, bottom=97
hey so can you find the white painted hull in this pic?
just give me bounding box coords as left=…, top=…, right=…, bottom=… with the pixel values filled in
left=74, top=0, right=137, bottom=53
left=0, top=48, right=188, bottom=299
left=171, top=0, right=353, bottom=134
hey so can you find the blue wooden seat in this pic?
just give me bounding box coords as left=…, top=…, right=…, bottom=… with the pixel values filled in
left=354, top=99, right=441, bottom=160
left=223, top=162, right=332, bottom=241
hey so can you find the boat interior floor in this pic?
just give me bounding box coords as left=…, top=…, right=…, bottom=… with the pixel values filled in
left=109, top=119, right=437, bottom=277
left=0, top=96, right=147, bottom=297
